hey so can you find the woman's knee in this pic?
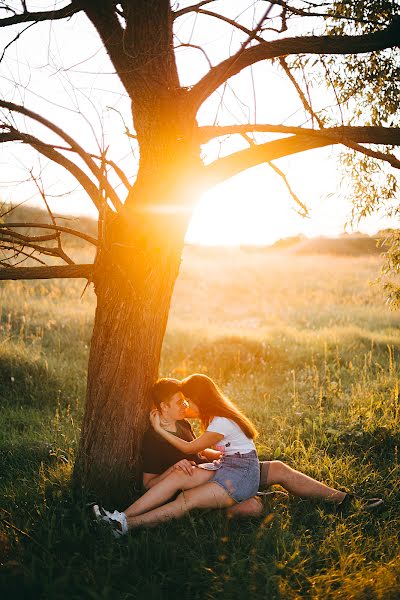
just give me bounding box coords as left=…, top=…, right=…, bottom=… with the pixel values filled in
left=165, top=469, right=209, bottom=493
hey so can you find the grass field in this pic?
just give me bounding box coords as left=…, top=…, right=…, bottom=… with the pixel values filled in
left=0, top=247, right=399, bottom=599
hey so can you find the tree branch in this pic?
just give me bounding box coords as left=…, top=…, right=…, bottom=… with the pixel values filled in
left=0, top=100, right=123, bottom=212
left=0, top=264, right=93, bottom=281
left=241, top=130, right=309, bottom=217
left=278, top=57, right=324, bottom=128
left=0, top=223, right=98, bottom=246
left=205, top=128, right=400, bottom=187
left=0, top=232, right=76, bottom=263
left=198, top=124, right=400, bottom=145
left=190, top=18, right=400, bottom=110
left=173, top=1, right=216, bottom=19
left=30, top=171, right=74, bottom=265
left=0, top=3, right=81, bottom=27
left=0, top=245, right=47, bottom=266
left=0, top=128, right=101, bottom=209
left=0, top=230, right=58, bottom=243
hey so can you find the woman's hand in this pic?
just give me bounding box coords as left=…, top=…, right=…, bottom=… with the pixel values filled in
left=173, top=459, right=196, bottom=476
left=150, top=409, right=161, bottom=431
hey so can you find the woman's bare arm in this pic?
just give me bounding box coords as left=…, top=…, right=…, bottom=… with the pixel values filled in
left=150, top=410, right=223, bottom=454
left=200, top=448, right=222, bottom=460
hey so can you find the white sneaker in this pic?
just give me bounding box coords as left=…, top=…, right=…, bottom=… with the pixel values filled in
left=109, top=511, right=128, bottom=538
left=92, top=504, right=114, bottom=519
left=92, top=504, right=128, bottom=537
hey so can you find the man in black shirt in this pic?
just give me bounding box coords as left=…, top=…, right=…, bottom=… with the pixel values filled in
left=142, top=419, right=206, bottom=478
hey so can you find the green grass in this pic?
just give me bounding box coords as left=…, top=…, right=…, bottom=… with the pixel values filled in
left=0, top=248, right=400, bottom=599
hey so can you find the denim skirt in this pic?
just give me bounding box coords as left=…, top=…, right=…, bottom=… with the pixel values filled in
left=199, top=450, right=260, bottom=503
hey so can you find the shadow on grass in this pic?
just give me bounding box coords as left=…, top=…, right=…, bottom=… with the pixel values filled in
left=0, top=486, right=285, bottom=600
left=0, top=353, right=75, bottom=410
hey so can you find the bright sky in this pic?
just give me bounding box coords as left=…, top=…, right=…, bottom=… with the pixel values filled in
left=0, top=1, right=396, bottom=246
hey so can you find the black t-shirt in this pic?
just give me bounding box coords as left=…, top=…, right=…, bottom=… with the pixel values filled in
left=141, top=420, right=205, bottom=475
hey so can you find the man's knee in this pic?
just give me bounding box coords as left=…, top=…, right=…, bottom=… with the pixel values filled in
left=227, top=496, right=262, bottom=519
left=173, top=490, right=196, bottom=513
left=165, top=470, right=192, bottom=489
left=268, top=460, right=290, bottom=484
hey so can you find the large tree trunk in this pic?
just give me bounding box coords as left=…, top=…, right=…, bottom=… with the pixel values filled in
left=73, top=1, right=204, bottom=508
left=74, top=207, right=190, bottom=508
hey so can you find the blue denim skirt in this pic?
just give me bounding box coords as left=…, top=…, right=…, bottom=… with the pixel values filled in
left=199, top=450, right=260, bottom=503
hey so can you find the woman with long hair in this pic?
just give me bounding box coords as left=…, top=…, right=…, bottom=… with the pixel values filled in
left=93, top=374, right=261, bottom=536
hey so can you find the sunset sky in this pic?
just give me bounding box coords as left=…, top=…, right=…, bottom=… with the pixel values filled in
left=0, top=1, right=396, bottom=245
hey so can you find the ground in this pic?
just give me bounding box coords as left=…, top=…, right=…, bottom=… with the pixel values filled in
left=0, top=246, right=399, bottom=599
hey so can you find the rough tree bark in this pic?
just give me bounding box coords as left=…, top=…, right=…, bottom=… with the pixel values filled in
left=76, top=214, right=187, bottom=508
left=75, top=136, right=204, bottom=507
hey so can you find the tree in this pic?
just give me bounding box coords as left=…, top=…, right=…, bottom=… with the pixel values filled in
left=0, top=1, right=398, bottom=507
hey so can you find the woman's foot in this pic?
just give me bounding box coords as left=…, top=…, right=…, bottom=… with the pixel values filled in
left=336, top=493, right=384, bottom=515
left=92, top=504, right=128, bottom=537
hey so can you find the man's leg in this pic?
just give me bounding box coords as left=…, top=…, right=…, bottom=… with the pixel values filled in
left=127, top=482, right=235, bottom=529
left=123, top=467, right=214, bottom=518
left=260, top=460, right=345, bottom=503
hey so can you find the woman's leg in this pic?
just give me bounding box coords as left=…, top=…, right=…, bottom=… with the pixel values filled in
left=262, top=460, right=345, bottom=502
left=123, top=468, right=214, bottom=518
left=126, top=482, right=235, bottom=529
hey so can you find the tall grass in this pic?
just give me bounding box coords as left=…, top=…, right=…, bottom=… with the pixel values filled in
left=0, top=249, right=399, bottom=599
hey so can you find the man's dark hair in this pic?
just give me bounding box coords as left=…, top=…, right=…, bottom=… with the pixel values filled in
left=151, top=378, right=182, bottom=409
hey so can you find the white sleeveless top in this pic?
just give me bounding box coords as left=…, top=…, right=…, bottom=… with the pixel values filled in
left=206, top=417, right=256, bottom=455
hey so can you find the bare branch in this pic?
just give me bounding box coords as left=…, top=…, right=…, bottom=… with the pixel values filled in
left=279, top=57, right=324, bottom=128
left=268, top=159, right=309, bottom=216
left=0, top=3, right=81, bottom=27
left=189, top=18, right=400, bottom=110
left=30, top=172, right=74, bottom=265
left=0, top=100, right=123, bottom=212
left=0, top=223, right=97, bottom=246
left=198, top=124, right=400, bottom=145
left=0, top=245, right=47, bottom=266
left=0, top=21, right=35, bottom=62
left=175, top=43, right=213, bottom=69
left=205, top=127, right=400, bottom=187
left=337, top=140, right=400, bottom=170
left=0, top=227, right=75, bottom=262
left=0, top=264, right=93, bottom=281
left=174, top=1, right=216, bottom=19
left=0, top=230, right=58, bottom=243
left=0, top=128, right=100, bottom=209
left=241, top=130, right=308, bottom=217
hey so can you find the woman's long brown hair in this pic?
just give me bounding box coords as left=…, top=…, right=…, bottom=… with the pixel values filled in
left=181, top=374, right=258, bottom=439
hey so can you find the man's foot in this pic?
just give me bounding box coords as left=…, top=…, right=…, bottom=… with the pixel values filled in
left=92, top=504, right=128, bottom=537
left=336, top=493, right=384, bottom=515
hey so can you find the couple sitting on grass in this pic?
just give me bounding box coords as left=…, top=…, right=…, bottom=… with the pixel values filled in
left=93, top=374, right=383, bottom=537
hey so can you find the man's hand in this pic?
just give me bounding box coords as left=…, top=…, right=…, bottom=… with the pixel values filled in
left=150, top=409, right=161, bottom=431
left=173, top=459, right=196, bottom=476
